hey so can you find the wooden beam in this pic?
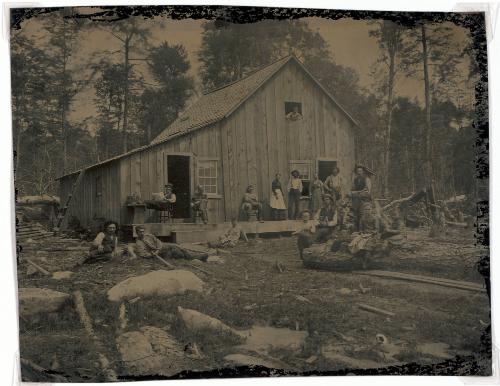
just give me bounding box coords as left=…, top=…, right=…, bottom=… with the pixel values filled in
left=355, top=270, right=485, bottom=293
left=357, top=303, right=395, bottom=317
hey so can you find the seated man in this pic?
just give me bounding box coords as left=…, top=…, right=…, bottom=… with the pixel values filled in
left=241, top=185, right=262, bottom=221
left=316, top=194, right=338, bottom=243
left=131, top=225, right=208, bottom=261
left=83, top=221, right=123, bottom=264
left=191, top=185, right=209, bottom=224
left=292, top=210, right=316, bottom=259
left=210, top=218, right=248, bottom=248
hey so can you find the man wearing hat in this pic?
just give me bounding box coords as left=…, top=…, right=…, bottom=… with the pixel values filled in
left=131, top=225, right=208, bottom=261
left=287, top=170, right=303, bottom=220
left=163, top=183, right=177, bottom=204
left=350, top=165, right=374, bottom=231
left=316, top=193, right=338, bottom=242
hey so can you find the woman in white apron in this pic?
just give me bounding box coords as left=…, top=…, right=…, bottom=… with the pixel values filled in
left=270, top=173, right=287, bottom=220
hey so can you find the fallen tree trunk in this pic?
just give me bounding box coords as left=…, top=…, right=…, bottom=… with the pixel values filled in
left=355, top=270, right=485, bottom=293
left=73, top=291, right=118, bottom=382
left=382, top=190, right=426, bottom=212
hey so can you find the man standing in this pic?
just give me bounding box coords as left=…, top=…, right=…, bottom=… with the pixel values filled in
left=324, top=166, right=343, bottom=202
left=350, top=165, right=374, bottom=232
left=287, top=170, right=303, bottom=220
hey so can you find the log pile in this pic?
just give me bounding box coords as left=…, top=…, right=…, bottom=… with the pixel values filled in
left=17, top=222, right=88, bottom=255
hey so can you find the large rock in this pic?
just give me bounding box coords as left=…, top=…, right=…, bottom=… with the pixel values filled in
left=177, top=306, right=246, bottom=341
left=116, top=326, right=185, bottom=377
left=238, top=326, right=308, bottom=354
left=224, top=353, right=289, bottom=369
left=107, top=270, right=204, bottom=302
left=18, top=288, right=71, bottom=317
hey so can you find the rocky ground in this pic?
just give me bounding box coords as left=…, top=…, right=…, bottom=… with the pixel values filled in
left=17, top=226, right=491, bottom=382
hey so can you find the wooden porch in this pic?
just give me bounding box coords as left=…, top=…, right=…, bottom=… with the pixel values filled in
left=130, top=220, right=301, bottom=243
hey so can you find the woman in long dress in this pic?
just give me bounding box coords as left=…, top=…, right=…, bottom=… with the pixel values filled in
left=310, top=173, right=324, bottom=218
left=270, top=173, right=287, bottom=220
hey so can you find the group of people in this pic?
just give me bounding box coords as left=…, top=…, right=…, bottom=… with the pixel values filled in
left=292, top=165, right=376, bottom=258
left=85, top=221, right=214, bottom=264
left=243, top=165, right=372, bottom=228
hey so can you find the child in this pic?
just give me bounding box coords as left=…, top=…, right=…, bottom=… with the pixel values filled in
left=293, top=210, right=316, bottom=259
left=211, top=218, right=249, bottom=248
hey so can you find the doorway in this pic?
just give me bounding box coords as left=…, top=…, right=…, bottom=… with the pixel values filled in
left=317, top=159, right=337, bottom=182
left=167, top=155, right=191, bottom=219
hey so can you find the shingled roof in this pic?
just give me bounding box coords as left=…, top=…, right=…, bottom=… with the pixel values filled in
left=58, top=55, right=359, bottom=180
left=151, top=56, right=292, bottom=144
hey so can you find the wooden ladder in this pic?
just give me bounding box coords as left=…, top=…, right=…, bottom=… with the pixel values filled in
left=55, top=169, right=86, bottom=232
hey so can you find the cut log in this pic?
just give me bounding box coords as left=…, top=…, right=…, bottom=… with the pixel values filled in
left=26, top=259, right=50, bottom=276
left=446, top=221, right=468, bottom=228
left=355, top=270, right=485, bottom=293
left=73, top=291, right=118, bottom=382
left=357, top=303, right=395, bottom=317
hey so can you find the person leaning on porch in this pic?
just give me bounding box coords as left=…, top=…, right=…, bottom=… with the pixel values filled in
left=241, top=185, right=262, bottom=221
left=309, top=173, right=324, bottom=218
left=191, top=185, right=209, bottom=224
left=270, top=173, right=287, bottom=220
left=287, top=170, right=303, bottom=220
left=209, top=217, right=249, bottom=248
left=130, top=225, right=208, bottom=261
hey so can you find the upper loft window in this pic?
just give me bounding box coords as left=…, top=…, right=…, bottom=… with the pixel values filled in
left=285, top=101, right=303, bottom=121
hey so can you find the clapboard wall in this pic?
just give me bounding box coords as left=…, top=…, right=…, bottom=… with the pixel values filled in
left=219, top=59, right=356, bottom=218
left=59, top=59, right=356, bottom=226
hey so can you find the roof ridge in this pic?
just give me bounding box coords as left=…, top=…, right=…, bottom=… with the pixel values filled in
left=202, top=55, right=292, bottom=95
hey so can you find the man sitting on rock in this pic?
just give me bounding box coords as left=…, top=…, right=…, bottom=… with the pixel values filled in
left=131, top=225, right=208, bottom=261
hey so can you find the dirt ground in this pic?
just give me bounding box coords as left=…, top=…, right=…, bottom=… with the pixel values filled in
left=17, top=227, right=491, bottom=381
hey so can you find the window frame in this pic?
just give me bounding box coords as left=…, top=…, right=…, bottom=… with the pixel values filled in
left=289, top=160, right=312, bottom=198
left=197, top=157, right=220, bottom=198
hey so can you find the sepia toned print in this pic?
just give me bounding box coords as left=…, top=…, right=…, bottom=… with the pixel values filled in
left=11, top=6, right=490, bottom=382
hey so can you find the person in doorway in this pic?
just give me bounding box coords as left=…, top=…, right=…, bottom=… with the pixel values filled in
left=350, top=165, right=374, bottom=232
left=287, top=170, right=303, bottom=220
left=324, top=166, right=343, bottom=202
left=130, top=225, right=208, bottom=261
left=286, top=105, right=303, bottom=121
left=85, top=221, right=121, bottom=263
left=210, top=218, right=249, bottom=248
left=292, top=210, right=316, bottom=259
left=241, top=185, right=262, bottom=221
left=270, top=173, right=287, bottom=220
left=310, top=173, right=324, bottom=218
left=191, top=185, right=209, bottom=224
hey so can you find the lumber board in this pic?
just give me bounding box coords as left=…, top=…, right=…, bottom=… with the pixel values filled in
left=355, top=270, right=485, bottom=293
left=357, top=303, right=395, bottom=317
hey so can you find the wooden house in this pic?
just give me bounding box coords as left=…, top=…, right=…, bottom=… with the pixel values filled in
left=57, top=56, right=359, bottom=230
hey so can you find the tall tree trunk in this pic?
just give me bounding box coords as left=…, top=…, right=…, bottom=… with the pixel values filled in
left=383, top=42, right=396, bottom=198
left=421, top=23, right=433, bottom=187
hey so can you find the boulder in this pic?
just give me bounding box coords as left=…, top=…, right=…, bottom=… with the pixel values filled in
left=18, top=288, right=71, bottom=317
left=224, top=353, right=288, bottom=369
left=107, top=270, right=204, bottom=302
left=177, top=306, right=246, bottom=341
left=52, top=271, right=73, bottom=280
left=238, top=326, right=308, bottom=354
left=116, top=326, right=185, bottom=377
left=206, top=255, right=224, bottom=264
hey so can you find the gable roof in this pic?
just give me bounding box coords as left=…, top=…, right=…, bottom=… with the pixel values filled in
left=58, top=55, right=359, bottom=180
left=151, top=55, right=359, bottom=144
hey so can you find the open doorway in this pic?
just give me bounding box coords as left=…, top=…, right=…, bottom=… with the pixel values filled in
left=317, top=159, right=337, bottom=182
left=167, top=155, right=191, bottom=219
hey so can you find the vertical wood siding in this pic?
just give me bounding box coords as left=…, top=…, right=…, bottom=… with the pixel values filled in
left=59, top=60, right=356, bottom=225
